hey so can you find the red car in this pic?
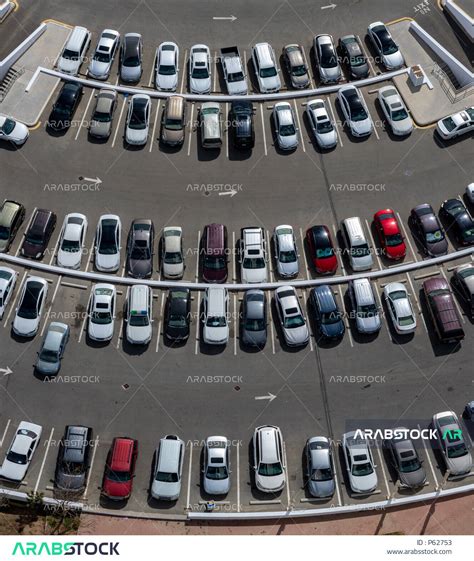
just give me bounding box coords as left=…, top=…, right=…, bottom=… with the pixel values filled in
left=373, top=209, right=406, bottom=260
left=305, top=225, right=338, bottom=274
left=101, top=437, right=138, bottom=500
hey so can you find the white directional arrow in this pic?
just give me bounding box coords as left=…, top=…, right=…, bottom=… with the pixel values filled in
left=321, top=3, right=337, bottom=9
left=218, top=189, right=238, bottom=197
left=255, top=393, right=276, bottom=403
left=82, top=176, right=102, bottom=185
left=213, top=15, right=237, bottom=22
left=0, top=367, right=12, bottom=376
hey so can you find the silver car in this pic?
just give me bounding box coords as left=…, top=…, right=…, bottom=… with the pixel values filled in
left=0, top=422, right=42, bottom=481
left=202, top=436, right=231, bottom=496
left=383, top=282, right=416, bottom=334
left=273, top=225, right=299, bottom=278
left=155, top=42, right=179, bottom=91
left=314, top=34, right=341, bottom=83
left=12, top=276, right=48, bottom=338
left=274, top=286, right=309, bottom=346
left=241, top=289, right=267, bottom=348
left=125, top=94, right=151, bottom=145
left=89, top=89, right=117, bottom=139
left=189, top=44, right=211, bottom=94
left=368, top=22, right=404, bottom=70
left=378, top=86, right=413, bottom=136
left=35, top=322, right=70, bottom=375
left=305, top=437, right=335, bottom=498
left=349, top=278, right=381, bottom=335
left=306, top=99, right=337, bottom=149
left=120, top=33, right=142, bottom=82
left=95, top=214, right=122, bottom=272
left=337, top=85, right=373, bottom=137
left=433, top=411, right=472, bottom=476
left=386, top=429, right=426, bottom=488
left=88, top=29, right=120, bottom=80
left=273, top=102, right=298, bottom=150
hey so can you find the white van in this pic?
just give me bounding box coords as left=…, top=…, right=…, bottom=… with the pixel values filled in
left=348, top=278, right=381, bottom=334
left=251, top=43, right=281, bottom=93
left=203, top=287, right=229, bottom=345
left=57, top=26, right=91, bottom=76
left=341, top=217, right=373, bottom=271
left=125, top=285, right=153, bottom=345
left=150, top=435, right=185, bottom=501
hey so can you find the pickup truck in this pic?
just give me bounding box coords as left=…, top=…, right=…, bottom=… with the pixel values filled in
left=220, top=46, right=248, bottom=95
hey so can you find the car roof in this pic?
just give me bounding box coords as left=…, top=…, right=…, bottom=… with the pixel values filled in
left=206, top=287, right=226, bottom=314
left=158, top=435, right=183, bottom=472
left=308, top=437, right=331, bottom=469
left=43, top=323, right=67, bottom=351
left=256, top=425, right=281, bottom=462
left=312, top=285, right=336, bottom=312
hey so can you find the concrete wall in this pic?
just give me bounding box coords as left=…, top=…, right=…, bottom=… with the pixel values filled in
left=0, top=22, right=47, bottom=82
left=443, top=0, right=474, bottom=41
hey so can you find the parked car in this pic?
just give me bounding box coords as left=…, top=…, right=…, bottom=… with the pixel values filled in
left=452, top=263, right=474, bottom=318
left=377, top=85, right=413, bottom=136
left=305, top=99, right=337, bottom=149
left=440, top=198, right=474, bottom=246
left=239, top=227, right=268, bottom=283
left=57, top=213, right=88, bottom=269
left=410, top=204, right=448, bottom=257
left=88, top=29, right=120, bottom=80
left=202, top=436, right=231, bottom=495
left=125, top=285, right=153, bottom=345
left=309, top=285, right=345, bottom=340
left=0, top=266, right=17, bottom=319
left=337, top=85, right=372, bottom=137
left=367, top=21, right=404, bottom=69
left=383, top=282, right=417, bottom=334
left=155, top=42, right=179, bottom=91
left=125, top=94, right=151, bottom=145
left=201, top=223, right=228, bottom=283
left=164, top=288, right=191, bottom=342
left=253, top=425, right=286, bottom=493
left=341, top=216, right=373, bottom=271
left=241, top=289, right=267, bottom=348
left=386, top=430, right=426, bottom=488
left=0, top=199, right=25, bottom=252
left=160, top=95, right=186, bottom=146
left=101, top=437, right=138, bottom=500
left=433, top=411, right=472, bottom=476
left=273, top=225, right=299, bottom=278
left=0, top=421, right=42, bottom=481
left=436, top=106, right=474, bottom=140
left=282, top=44, right=310, bottom=88
left=161, top=227, right=184, bottom=279
left=229, top=101, right=255, bottom=149
left=126, top=219, right=154, bottom=278
left=338, top=35, right=369, bottom=79
left=119, top=33, right=143, bottom=82
left=273, top=102, right=298, bottom=150
left=423, top=277, right=464, bottom=343
left=305, top=225, right=338, bottom=274
left=35, top=322, right=70, bottom=375
left=21, top=208, right=56, bottom=260
left=0, top=115, right=29, bottom=145
left=305, top=436, right=335, bottom=497
left=57, top=26, right=91, bottom=75
left=342, top=431, right=378, bottom=494
left=12, top=276, right=48, bottom=337
left=88, top=284, right=116, bottom=342
left=199, top=102, right=222, bottom=149
left=55, top=425, right=93, bottom=492
left=189, top=44, right=211, bottom=94
left=313, top=34, right=341, bottom=83
left=150, top=435, right=185, bottom=501
left=348, top=278, right=381, bottom=334
left=274, top=286, right=309, bottom=347
left=48, top=82, right=83, bottom=131
left=251, top=42, right=281, bottom=93
left=373, top=208, right=406, bottom=260
left=95, top=214, right=121, bottom=272
left=220, top=46, right=248, bottom=95
left=202, top=287, right=229, bottom=345
left=89, top=89, right=117, bottom=139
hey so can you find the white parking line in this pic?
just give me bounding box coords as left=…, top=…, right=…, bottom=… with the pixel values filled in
left=48, top=229, right=62, bottom=266
left=439, top=267, right=465, bottom=323
left=40, top=275, right=62, bottom=336
left=335, top=284, right=354, bottom=348
left=233, top=293, right=237, bottom=356
left=14, top=208, right=37, bottom=256
left=326, top=96, right=343, bottom=147
left=299, top=227, right=310, bottom=280
left=34, top=427, right=54, bottom=493
left=155, top=292, right=165, bottom=353
left=365, top=218, right=382, bottom=270
left=268, top=295, right=276, bottom=354
left=3, top=271, right=27, bottom=328
left=372, top=109, right=380, bottom=140
left=405, top=273, right=428, bottom=333
left=195, top=230, right=201, bottom=281
left=418, top=425, right=439, bottom=489
left=232, top=230, right=236, bottom=281
left=225, top=102, right=229, bottom=159
left=187, top=103, right=194, bottom=156
left=0, top=420, right=11, bottom=447
left=84, top=239, right=95, bottom=273
left=213, top=51, right=218, bottom=93
left=331, top=224, right=346, bottom=275
left=357, top=35, right=375, bottom=76
left=75, top=89, right=95, bottom=141
left=149, top=100, right=161, bottom=153
left=266, top=230, right=274, bottom=283
left=186, top=442, right=193, bottom=509
left=375, top=443, right=391, bottom=497
left=147, top=53, right=156, bottom=87
left=84, top=435, right=100, bottom=499
left=259, top=103, right=268, bottom=156
left=331, top=441, right=343, bottom=506
left=179, top=50, right=188, bottom=94
left=301, top=290, right=313, bottom=351
left=301, top=45, right=314, bottom=89
left=194, top=291, right=201, bottom=354
left=374, top=281, right=391, bottom=340
left=283, top=442, right=291, bottom=508
left=78, top=291, right=92, bottom=343
left=397, top=212, right=418, bottom=262
left=116, top=319, right=123, bottom=350
left=111, top=96, right=127, bottom=148
left=293, top=98, right=305, bottom=152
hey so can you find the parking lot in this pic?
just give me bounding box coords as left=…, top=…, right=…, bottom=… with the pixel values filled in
left=0, top=0, right=473, bottom=519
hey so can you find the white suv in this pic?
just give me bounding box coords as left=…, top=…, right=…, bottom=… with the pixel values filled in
left=252, top=43, right=281, bottom=93
left=253, top=425, right=286, bottom=493
left=202, top=287, right=229, bottom=345
left=126, top=285, right=153, bottom=345
left=240, top=227, right=268, bottom=283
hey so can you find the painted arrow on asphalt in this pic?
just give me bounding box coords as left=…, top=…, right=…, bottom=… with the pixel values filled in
left=0, top=367, right=12, bottom=376
left=213, top=15, right=237, bottom=22
left=218, top=189, right=238, bottom=197
left=321, top=3, right=337, bottom=9
left=82, top=176, right=102, bottom=185
left=255, top=393, right=276, bottom=402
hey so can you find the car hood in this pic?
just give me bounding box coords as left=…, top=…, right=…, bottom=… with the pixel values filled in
left=204, top=476, right=230, bottom=495
left=96, top=253, right=120, bottom=271
left=227, top=79, right=248, bottom=95
left=21, top=241, right=44, bottom=258
left=56, top=470, right=86, bottom=491
left=320, top=66, right=341, bottom=82
left=190, top=77, right=211, bottom=94
left=0, top=239, right=8, bottom=252
left=321, top=320, right=344, bottom=339
left=103, top=479, right=131, bottom=498
left=393, top=117, right=413, bottom=135
left=58, top=58, right=78, bottom=75
left=383, top=51, right=404, bottom=69
left=242, top=268, right=267, bottom=283
left=0, top=460, right=27, bottom=481
left=278, top=261, right=298, bottom=277
left=446, top=451, right=472, bottom=475
left=163, top=262, right=184, bottom=278
left=13, top=316, right=39, bottom=336
left=151, top=480, right=180, bottom=500
left=203, top=268, right=227, bottom=283
left=204, top=325, right=228, bottom=344
left=157, top=73, right=178, bottom=90
left=356, top=314, right=381, bottom=334
left=121, top=66, right=141, bottom=81
left=260, top=75, right=281, bottom=92
left=127, top=324, right=152, bottom=344
left=165, top=324, right=189, bottom=340
left=162, top=127, right=184, bottom=145
left=350, top=470, right=378, bottom=493
left=126, top=127, right=148, bottom=144
left=58, top=249, right=81, bottom=268
left=35, top=358, right=60, bottom=375
left=426, top=238, right=448, bottom=256
left=256, top=472, right=285, bottom=492
left=242, top=328, right=266, bottom=347
left=283, top=324, right=309, bottom=345
left=90, top=120, right=112, bottom=137
left=278, top=133, right=298, bottom=150
left=8, top=121, right=29, bottom=142
left=351, top=64, right=369, bottom=78
left=316, top=129, right=337, bottom=148
left=350, top=117, right=372, bottom=136
left=399, top=466, right=426, bottom=488
left=89, top=321, right=114, bottom=341
left=291, top=73, right=310, bottom=88
left=308, top=477, right=335, bottom=498
left=89, top=60, right=109, bottom=77
left=128, top=258, right=152, bottom=278
left=352, top=254, right=373, bottom=270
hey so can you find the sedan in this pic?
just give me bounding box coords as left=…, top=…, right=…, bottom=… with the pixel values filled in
left=305, top=225, right=338, bottom=274
left=126, top=219, right=154, bottom=278
left=373, top=209, right=406, bottom=260
left=386, top=430, right=426, bottom=488
left=155, top=42, right=179, bottom=91
left=342, top=431, right=378, bottom=494
left=452, top=263, right=474, bottom=318
left=282, top=44, right=310, bottom=89
left=305, top=437, right=335, bottom=498
left=241, top=289, right=267, bottom=348
left=433, top=411, right=472, bottom=476
left=378, top=85, right=413, bottom=136
left=202, top=436, right=231, bottom=496
left=338, top=35, right=369, bottom=79
left=89, top=89, right=117, bottom=139
left=410, top=204, right=448, bottom=257
left=119, top=33, right=143, bottom=82
left=189, top=44, right=211, bottom=94
left=436, top=106, right=474, bottom=140
left=161, top=227, right=184, bottom=279
left=338, top=84, right=373, bottom=137
left=0, top=421, right=42, bottom=481
left=88, top=284, right=116, bottom=342
left=95, top=214, right=122, bottom=272
left=272, top=102, right=298, bottom=150
left=164, top=288, right=191, bottom=342
left=57, top=213, right=88, bottom=269
left=309, top=285, right=345, bottom=340
left=88, top=29, right=120, bottom=80
left=273, top=225, right=298, bottom=278
left=0, top=266, right=17, bottom=319
left=0, top=115, right=29, bottom=145
left=313, top=34, right=341, bottom=83
left=383, top=282, right=417, bottom=334
left=12, top=276, right=48, bottom=337
left=367, top=21, right=404, bottom=69
left=306, top=99, right=337, bottom=149
left=48, top=82, right=83, bottom=131
left=125, top=94, right=151, bottom=145
left=274, top=286, right=309, bottom=347
left=35, top=322, right=70, bottom=376
left=440, top=198, right=474, bottom=246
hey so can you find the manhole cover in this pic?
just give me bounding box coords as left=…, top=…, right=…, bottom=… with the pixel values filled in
left=122, top=383, right=130, bottom=390
left=234, top=385, right=240, bottom=391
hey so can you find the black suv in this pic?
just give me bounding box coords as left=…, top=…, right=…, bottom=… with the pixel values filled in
left=48, top=82, right=83, bottom=131
left=164, top=288, right=191, bottom=341
left=21, top=208, right=56, bottom=259
left=230, top=101, right=255, bottom=149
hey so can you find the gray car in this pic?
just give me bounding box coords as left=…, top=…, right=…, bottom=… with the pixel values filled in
left=282, top=44, right=310, bottom=89
left=120, top=33, right=142, bottom=82
left=89, top=89, right=117, bottom=139
left=35, top=322, right=69, bottom=375
left=305, top=437, right=335, bottom=497
left=55, top=425, right=93, bottom=492
left=387, top=429, right=426, bottom=488
left=433, top=411, right=472, bottom=476
left=410, top=204, right=448, bottom=257
left=241, top=289, right=267, bottom=348
left=126, top=219, right=154, bottom=278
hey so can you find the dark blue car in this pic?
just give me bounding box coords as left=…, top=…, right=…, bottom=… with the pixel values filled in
left=309, top=285, right=345, bottom=340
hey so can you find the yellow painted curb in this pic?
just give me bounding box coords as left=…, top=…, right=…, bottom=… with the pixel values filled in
left=386, top=16, right=415, bottom=26
left=437, top=0, right=445, bottom=11
left=42, top=18, right=73, bottom=29
left=28, top=121, right=42, bottom=131
left=413, top=122, right=437, bottom=129
left=12, top=0, right=19, bottom=12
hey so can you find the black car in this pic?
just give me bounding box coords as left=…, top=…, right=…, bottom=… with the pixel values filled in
left=440, top=198, right=474, bottom=246
left=48, top=82, right=83, bottom=131
left=229, top=101, right=255, bottom=149
left=410, top=203, right=448, bottom=257
left=309, top=285, right=345, bottom=340
left=164, top=288, right=191, bottom=341
left=55, top=425, right=93, bottom=493
left=21, top=208, right=56, bottom=260
left=126, top=219, right=154, bottom=278
left=338, top=35, right=369, bottom=79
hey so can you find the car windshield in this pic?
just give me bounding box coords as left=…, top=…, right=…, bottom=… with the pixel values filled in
left=258, top=462, right=282, bottom=476
left=426, top=230, right=444, bottom=243
left=398, top=315, right=414, bottom=326
left=321, top=311, right=342, bottom=325
left=350, top=55, right=365, bottom=67
left=61, top=239, right=80, bottom=252
left=311, top=468, right=333, bottom=481
left=291, top=64, right=307, bottom=77
left=62, top=48, right=79, bottom=61
left=357, top=304, right=377, bottom=318
left=192, top=66, right=209, bottom=79
left=168, top=313, right=187, bottom=328
left=243, top=257, right=265, bottom=269
left=316, top=120, right=334, bottom=134
left=155, top=471, right=178, bottom=482
left=316, top=247, right=334, bottom=259
left=284, top=314, right=305, bottom=329
left=6, top=451, right=27, bottom=464
left=94, top=51, right=111, bottom=63
left=165, top=118, right=183, bottom=130
left=320, top=44, right=337, bottom=68
left=206, top=316, right=226, bottom=328
left=39, top=348, right=59, bottom=363
left=129, top=313, right=149, bottom=327
left=91, top=310, right=112, bottom=324
left=206, top=466, right=228, bottom=480
left=400, top=457, right=421, bottom=473
left=260, top=66, right=277, bottom=78
left=164, top=251, right=182, bottom=264
left=279, top=250, right=297, bottom=263
left=352, top=461, right=374, bottom=476
left=349, top=99, right=368, bottom=122
left=447, top=442, right=468, bottom=458
left=159, top=64, right=176, bottom=75
left=386, top=233, right=403, bottom=246
left=129, top=107, right=147, bottom=130
left=93, top=109, right=112, bottom=123
left=106, top=469, right=131, bottom=482
left=228, top=71, right=244, bottom=82
left=123, top=54, right=140, bottom=67
left=98, top=222, right=118, bottom=254
left=351, top=244, right=370, bottom=257
left=244, top=318, right=265, bottom=332
left=378, top=33, right=398, bottom=55
left=204, top=256, right=226, bottom=270
left=1, top=118, right=16, bottom=135
left=25, top=231, right=44, bottom=245
left=279, top=123, right=296, bottom=136
left=131, top=241, right=150, bottom=260
left=441, top=117, right=456, bottom=132
left=391, top=107, right=409, bottom=121
left=18, top=287, right=41, bottom=319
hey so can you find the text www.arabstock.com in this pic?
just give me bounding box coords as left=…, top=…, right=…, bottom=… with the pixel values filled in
left=386, top=548, right=453, bottom=555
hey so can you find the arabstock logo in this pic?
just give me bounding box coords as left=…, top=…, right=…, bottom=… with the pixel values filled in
left=12, top=542, right=120, bottom=556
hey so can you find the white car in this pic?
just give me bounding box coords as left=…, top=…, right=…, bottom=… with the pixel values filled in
left=88, top=284, right=116, bottom=342
left=313, top=34, right=342, bottom=83
left=189, top=44, right=211, bottom=94
left=202, top=287, right=229, bottom=345
left=342, top=431, right=378, bottom=494
left=273, top=102, right=298, bottom=151
left=367, top=21, right=404, bottom=70
left=0, top=421, right=42, bottom=481
left=202, top=436, right=231, bottom=495
left=253, top=425, right=286, bottom=493
left=436, top=106, right=474, bottom=140
left=0, top=115, right=29, bottom=145
left=383, top=282, right=417, bottom=334
left=125, top=94, right=151, bottom=145
left=95, top=214, right=121, bottom=272
left=0, top=266, right=17, bottom=319
left=155, top=42, right=179, bottom=91
left=252, top=42, right=281, bottom=93
left=161, top=227, right=184, bottom=279
left=433, top=411, right=473, bottom=476
left=378, top=86, right=413, bottom=136
left=125, top=285, right=153, bottom=345
left=275, top=286, right=309, bottom=347
left=306, top=99, right=337, bottom=149
left=240, top=227, right=268, bottom=284
left=273, top=225, right=298, bottom=278
left=57, top=213, right=88, bottom=270
left=88, top=29, right=120, bottom=80
left=12, top=276, right=48, bottom=337
left=338, top=85, right=373, bottom=137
